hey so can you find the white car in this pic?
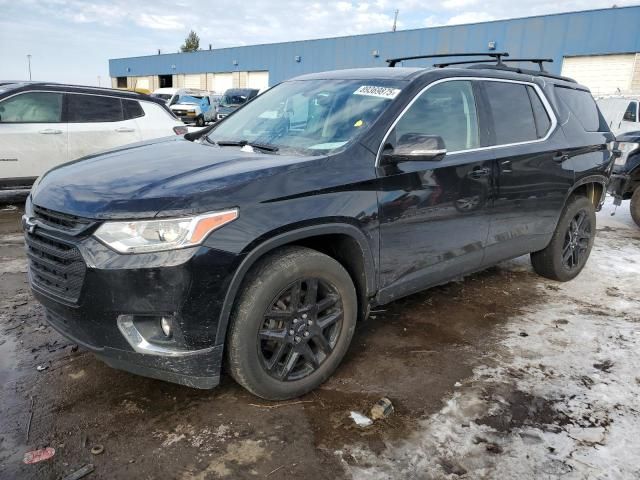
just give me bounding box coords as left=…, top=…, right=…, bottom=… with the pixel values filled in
left=151, top=88, right=218, bottom=126
left=0, top=82, right=187, bottom=194
left=596, top=95, right=640, bottom=135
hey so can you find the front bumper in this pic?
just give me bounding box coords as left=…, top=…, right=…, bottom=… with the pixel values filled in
left=25, top=214, right=241, bottom=389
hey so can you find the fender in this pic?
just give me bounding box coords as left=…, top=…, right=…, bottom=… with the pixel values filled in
left=213, top=223, right=377, bottom=345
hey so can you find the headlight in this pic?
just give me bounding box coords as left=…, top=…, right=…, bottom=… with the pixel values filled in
left=615, top=142, right=639, bottom=166
left=94, top=209, right=238, bottom=254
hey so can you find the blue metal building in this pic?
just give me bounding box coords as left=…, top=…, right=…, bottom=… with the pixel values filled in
left=109, top=6, right=640, bottom=95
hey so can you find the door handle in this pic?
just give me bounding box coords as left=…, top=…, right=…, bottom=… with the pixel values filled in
left=553, top=152, right=570, bottom=163
left=115, top=127, right=135, bottom=133
left=39, top=129, right=62, bottom=135
left=468, top=167, right=491, bottom=179
left=501, top=160, right=513, bottom=173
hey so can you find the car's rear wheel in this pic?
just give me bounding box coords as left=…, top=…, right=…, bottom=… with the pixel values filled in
left=631, top=186, right=640, bottom=228
left=531, top=195, right=596, bottom=281
left=226, top=246, right=357, bottom=400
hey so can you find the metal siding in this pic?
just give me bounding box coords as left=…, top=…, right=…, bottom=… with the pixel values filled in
left=110, top=6, right=640, bottom=84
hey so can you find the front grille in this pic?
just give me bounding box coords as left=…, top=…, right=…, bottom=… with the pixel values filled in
left=26, top=229, right=86, bottom=303
left=33, top=205, right=92, bottom=233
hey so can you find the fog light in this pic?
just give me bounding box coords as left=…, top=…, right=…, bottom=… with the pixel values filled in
left=160, top=316, right=172, bottom=337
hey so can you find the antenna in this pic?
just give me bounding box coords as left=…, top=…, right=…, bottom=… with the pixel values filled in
left=392, top=9, right=399, bottom=32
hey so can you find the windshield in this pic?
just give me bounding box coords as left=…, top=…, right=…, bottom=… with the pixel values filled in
left=175, top=94, right=204, bottom=104
left=151, top=93, right=172, bottom=101
left=220, top=92, right=251, bottom=107
left=207, top=79, right=404, bottom=155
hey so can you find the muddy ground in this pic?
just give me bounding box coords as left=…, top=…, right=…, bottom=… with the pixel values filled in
left=0, top=200, right=636, bottom=479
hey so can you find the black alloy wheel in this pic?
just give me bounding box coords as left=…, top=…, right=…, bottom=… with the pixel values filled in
left=562, top=210, right=592, bottom=271
left=258, top=278, right=343, bottom=381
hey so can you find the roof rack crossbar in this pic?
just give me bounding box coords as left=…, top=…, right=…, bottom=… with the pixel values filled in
left=386, top=52, right=509, bottom=67
left=434, top=58, right=554, bottom=72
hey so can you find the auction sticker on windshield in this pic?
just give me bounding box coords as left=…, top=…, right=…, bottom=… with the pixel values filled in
left=353, top=86, right=401, bottom=99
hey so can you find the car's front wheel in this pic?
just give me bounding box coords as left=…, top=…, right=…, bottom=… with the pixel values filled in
left=531, top=195, right=596, bottom=281
left=631, top=186, right=640, bottom=228
left=226, top=246, right=357, bottom=400
left=196, top=115, right=205, bottom=127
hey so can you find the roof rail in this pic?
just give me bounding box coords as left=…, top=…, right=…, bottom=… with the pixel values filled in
left=386, top=52, right=509, bottom=67
left=434, top=58, right=554, bottom=72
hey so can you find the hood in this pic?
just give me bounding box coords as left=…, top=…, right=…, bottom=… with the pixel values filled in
left=31, top=137, right=321, bottom=219
left=171, top=102, right=198, bottom=108
left=217, top=105, right=240, bottom=114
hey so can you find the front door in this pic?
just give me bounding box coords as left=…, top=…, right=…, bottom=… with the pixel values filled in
left=376, top=79, right=493, bottom=302
left=0, top=91, right=67, bottom=182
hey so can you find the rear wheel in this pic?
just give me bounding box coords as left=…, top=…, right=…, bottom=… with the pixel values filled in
left=531, top=195, right=596, bottom=281
left=631, top=187, right=640, bottom=228
left=226, top=247, right=357, bottom=400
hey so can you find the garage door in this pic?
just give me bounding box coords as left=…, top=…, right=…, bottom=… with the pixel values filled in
left=561, top=54, right=636, bottom=95
left=133, top=77, right=150, bottom=90
left=212, top=73, right=233, bottom=94
left=183, top=74, right=202, bottom=89
left=247, top=71, right=269, bottom=91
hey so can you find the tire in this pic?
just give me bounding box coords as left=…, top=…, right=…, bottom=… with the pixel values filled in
left=631, top=187, right=640, bottom=228
left=196, top=115, right=205, bottom=127
left=531, top=195, right=596, bottom=281
left=226, top=246, right=358, bottom=400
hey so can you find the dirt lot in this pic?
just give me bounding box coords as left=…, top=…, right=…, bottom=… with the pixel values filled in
left=1, top=199, right=638, bottom=479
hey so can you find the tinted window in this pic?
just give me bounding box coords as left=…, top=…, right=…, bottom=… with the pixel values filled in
left=123, top=99, right=145, bottom=119
left=393, top=80, right=480, bottom=152
left=484, top=82, right=538, bottom=144
left=67, top=94, right=123, bottom=122
left=0, top=92, right=63, bottom=123
left=623, top=101, right=637, bottom=122
left=527, top=86, right=552, bottom=138
left=555, top=87, right=602, bottom=132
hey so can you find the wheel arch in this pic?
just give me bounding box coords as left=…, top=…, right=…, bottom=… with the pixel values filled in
left=214, top=223, right=377, bottom=346
left=566, top=175, right=607, bottom=210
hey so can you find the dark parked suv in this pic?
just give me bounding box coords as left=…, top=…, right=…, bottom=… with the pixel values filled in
left=609, top=131, right=640, bottom=226
left=24, top=53, right=614, bottom=400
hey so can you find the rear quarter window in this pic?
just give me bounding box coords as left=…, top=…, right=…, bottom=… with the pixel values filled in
left=123, top=100, right=145, bottom=119
left=555, top=87, right=605, bottom=132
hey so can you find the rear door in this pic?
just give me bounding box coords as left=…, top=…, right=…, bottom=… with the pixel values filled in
left=479, top=80, right=573, bottom=264
left=0, top=91, right=67, bottom=181
left=66, top=93, right=141, bottom=161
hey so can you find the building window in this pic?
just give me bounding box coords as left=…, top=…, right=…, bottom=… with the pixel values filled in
left=116, top=77, right=127, bottom=88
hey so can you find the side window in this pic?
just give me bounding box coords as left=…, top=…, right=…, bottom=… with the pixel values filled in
left=555, top=87, right=603, bottom=132
left=484, top=82, right=538, bottom=144
left=123, top=100, right=145, bottom=119
left=0, top=92, right=63, bottom=123
left=392, top=80, right=480, bottom=152
left=67, top=94, right=124, bottom=123
left=623, top=101, right=637, bottom=122
left=527, top=86, right=552, bottom=138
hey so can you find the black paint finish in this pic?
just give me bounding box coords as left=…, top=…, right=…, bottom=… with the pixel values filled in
left=26, top=66, right=614, bottom=388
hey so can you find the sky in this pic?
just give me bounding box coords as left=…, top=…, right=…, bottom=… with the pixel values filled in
left=0, top=0, right=637, bottom=86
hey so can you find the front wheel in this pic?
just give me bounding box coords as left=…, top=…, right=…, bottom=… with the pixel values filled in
left=195, top=115, right=205, bottom=127
left=531, top=195, right=596, bottom=281
left=226, top=246, right=357, bottom=400
left=631, top=187, right=640, bottom=228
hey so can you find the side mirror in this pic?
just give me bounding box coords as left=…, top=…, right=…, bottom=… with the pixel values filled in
left=382, top=134, right=447, bottom=165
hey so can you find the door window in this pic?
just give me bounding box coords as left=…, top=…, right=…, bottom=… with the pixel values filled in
left=123, top=99, right=145, bottom=119
left=392, top=80, right=480, bottom=152
left=623, top=101, right=637, bottom=122
left=0, top=92, right=63, bottom=123
left=67, top=94, right=124, bottom=122
left=484, top=82, right=539, bottom=144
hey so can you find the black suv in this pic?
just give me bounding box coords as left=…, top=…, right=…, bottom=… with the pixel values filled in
left=609, top=131, right=640, bottom=226
left=24, top=54, right=614, bottom=400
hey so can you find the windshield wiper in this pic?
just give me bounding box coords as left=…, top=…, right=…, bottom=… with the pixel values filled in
left=216, top=140, right=279, bottom=152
